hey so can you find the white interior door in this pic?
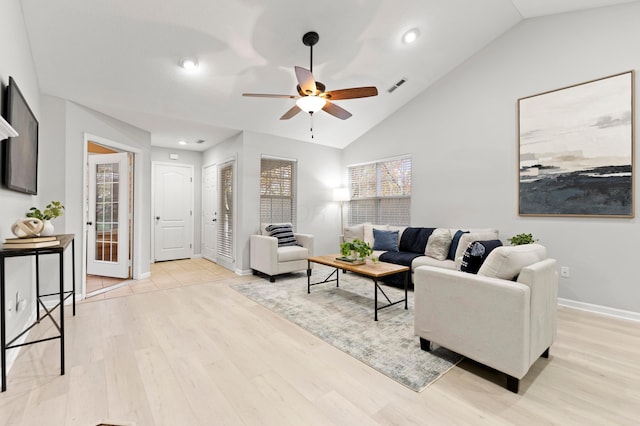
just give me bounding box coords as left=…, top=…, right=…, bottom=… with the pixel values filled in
left=153, top=163, right=193, bottom=262
left=87, top=153, right=130, bottom=278
left=202, top=164, right=218, bottom=262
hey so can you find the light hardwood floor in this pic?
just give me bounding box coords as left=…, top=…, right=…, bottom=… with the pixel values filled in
left=0, top=258, right=638, bottom=425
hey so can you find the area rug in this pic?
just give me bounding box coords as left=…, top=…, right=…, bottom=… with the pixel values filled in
left=232, top=266, right=463, bottom=392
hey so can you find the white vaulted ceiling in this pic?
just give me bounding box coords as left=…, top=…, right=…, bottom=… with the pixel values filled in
left=20, top=0, right=639, bottom=150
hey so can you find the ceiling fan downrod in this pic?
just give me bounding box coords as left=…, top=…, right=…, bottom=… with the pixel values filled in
left=302, top=31, right=319, bottom=73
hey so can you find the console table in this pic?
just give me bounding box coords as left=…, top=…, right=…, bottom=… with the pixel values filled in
left=0, top=234, right=76, bottom=392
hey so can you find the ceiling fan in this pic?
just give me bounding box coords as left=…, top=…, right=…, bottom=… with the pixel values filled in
left=243, top=31, right=378, bottom=121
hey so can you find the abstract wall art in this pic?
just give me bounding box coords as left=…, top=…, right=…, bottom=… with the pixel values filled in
left=518, top=71, right=634, bottom=217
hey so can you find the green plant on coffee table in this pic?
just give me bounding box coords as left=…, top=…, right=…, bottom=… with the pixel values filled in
left=340, top=239, right=373, bottom=259
left=26, top=201, right=65, bottom=221
left=508, top=233, right=537, bottom=245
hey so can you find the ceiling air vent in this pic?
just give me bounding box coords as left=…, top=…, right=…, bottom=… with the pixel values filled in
left=196, top=139, right=206, bottom=144
left=388, top=78, right=407, bottom=93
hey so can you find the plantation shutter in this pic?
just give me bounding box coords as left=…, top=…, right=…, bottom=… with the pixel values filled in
left=347, top=156, right=411, bottom=226
left=260, top=157, right=297, bottom=228
left=217, top=160, right=234, bottom=261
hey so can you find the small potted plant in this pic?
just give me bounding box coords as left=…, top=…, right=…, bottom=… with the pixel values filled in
left=340, top=239, right=373, bottom=260
left=26, top=201, right=65, bottom=236
left=507, top=233, right=537, bottom=245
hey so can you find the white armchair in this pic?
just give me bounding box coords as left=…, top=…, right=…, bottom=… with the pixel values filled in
left=414, top=244, right=557, bottom=393
left=250, top=224, right=314, bottom=282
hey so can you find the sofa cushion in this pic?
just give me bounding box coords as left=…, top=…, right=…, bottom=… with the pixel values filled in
left=460, top=240, right=503, bottom=274
left=425, top=228, right=452, bottom=260
left=454, top=231, right=500, bottom=268
left=277, top=245, right=309, bottom=262
left=447, top=230, right=469, bottom=260
left=412, top=255, right=456, bottom=271
left=478, top=243, right=547, bottom=280
left=399, top=227, right=434, bottom=254
left=343, top=223, right=364, bottom=242
left=373, top=229, right=399, bottom=252
left=363, top=223, right=389, bottom=246
left=265, top=223, right=298, bottom=247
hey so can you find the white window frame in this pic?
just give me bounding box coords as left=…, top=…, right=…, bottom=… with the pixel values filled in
left=347, top=155, right=412, bottom=226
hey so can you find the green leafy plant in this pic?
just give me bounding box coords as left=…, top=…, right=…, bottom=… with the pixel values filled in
left=508, top=233, right=537, bottom=245
left=26, top=201, right=65, bottom=221
left=340, top=239, right=373, bottom=259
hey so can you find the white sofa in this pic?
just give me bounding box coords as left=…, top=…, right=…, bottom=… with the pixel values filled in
left=414, top=243, right=558, bottom=393
left=341, top=223, right=499, bottom=281
left=250, top=223, right=314, bottom=282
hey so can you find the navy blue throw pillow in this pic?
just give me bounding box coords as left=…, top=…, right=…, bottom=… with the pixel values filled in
left=447, top=230, right=470, bottom=260
left=373, top=229, right=399, bottom=252
left=460, top=239, right=503, bottom=274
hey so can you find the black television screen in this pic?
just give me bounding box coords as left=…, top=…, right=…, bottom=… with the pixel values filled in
left=2, top=77, right=38, bottom=195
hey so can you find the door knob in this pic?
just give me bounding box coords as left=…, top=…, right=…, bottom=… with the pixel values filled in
left=212, top=218, right=217, bottom=222
left=156, top=216, right=160, bottom=220
left=86, top=221, right=93, bottom=226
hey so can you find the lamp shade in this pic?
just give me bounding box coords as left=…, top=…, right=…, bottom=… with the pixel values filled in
left=333, top=187, right=350, bottom=202
left=296, top=95, right=326, bottom=113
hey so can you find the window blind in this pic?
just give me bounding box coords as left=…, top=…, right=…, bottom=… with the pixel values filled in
left=260, top=157, right=297, bottom=227
left=217, top=161, right=234, bottom=261
left=347, top=156, right=411, bottom=226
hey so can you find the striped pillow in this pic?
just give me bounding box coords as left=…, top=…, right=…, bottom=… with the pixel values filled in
left=265, top=223, right=298, bottom=247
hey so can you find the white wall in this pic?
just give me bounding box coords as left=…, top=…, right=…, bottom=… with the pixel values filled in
left=151, top=147, right=203, bottom=255
left=0, top=0, right=43, bottom=362
left=203, top=131, right=343, bottom=273
left=344, top=3, right=640, bottom=314
left=25, top=95, right=152, bottom=299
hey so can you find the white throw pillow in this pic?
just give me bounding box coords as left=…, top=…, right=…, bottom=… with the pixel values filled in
left=343, top=223, right=364, bottom=242
left=363, top=223, right=389, bottom=246
left=477, top=243, right=547, bottom=280
left=424, top=228, right=452, bottom=261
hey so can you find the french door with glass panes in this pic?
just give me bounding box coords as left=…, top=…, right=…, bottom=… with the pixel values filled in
left=87, top=153, right=130, bottom=278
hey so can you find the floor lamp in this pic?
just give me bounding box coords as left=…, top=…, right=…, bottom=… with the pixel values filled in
left=333, top=187, right=350, bottom=234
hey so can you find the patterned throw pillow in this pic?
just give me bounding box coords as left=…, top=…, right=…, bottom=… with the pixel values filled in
left=460, top=240, right=503, bottom=274
left=265, top=223, right=298, bottom=247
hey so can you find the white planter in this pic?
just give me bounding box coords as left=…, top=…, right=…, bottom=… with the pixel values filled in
left=40, top=220, right=55, bottom=236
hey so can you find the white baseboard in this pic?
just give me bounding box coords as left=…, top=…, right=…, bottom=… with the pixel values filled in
left=236, top=268, right=253, bottom=276
left=558, top=298, right=640, bottom=322
left=192, top=254, right=203, bottom=259
left=6, top=310, right=37, bottom=373
left=138, top=271, right=151, bottom=280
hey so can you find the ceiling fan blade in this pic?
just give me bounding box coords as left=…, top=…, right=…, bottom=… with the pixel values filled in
left=323, top=86, right=378, bottom=100
left=295, top=66, right=317, bottom=95
left=280, top=105, right=302, bottom=120
left=243, top=93, right=298, bottom=99
left=322, top=101, right=352, bottom=120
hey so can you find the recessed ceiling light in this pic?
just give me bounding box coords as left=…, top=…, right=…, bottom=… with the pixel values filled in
left=402, top=28, right=419, bottom=44
left=180, top=58, right=199, bottom=71
left=178, top=140, right=188, bottom=145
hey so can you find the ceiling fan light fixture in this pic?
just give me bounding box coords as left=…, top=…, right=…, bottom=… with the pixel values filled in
left=296, top=95, right=326, bottom=113
left=402, top=28, right=420, bottom=44
left=180, top=58, right=199, bottom=71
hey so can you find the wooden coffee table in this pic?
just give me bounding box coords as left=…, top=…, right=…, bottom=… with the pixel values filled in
left=307, top=254, right=410, bottom=321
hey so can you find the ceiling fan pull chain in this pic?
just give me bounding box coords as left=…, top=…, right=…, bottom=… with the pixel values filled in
left=310, top=112, right=314, bottom=139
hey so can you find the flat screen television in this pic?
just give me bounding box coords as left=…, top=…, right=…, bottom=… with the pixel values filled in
left=2, top=76, right=39, bottom=195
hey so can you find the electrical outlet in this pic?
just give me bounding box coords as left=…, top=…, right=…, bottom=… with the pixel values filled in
left=560, top=266, right=570, bottom=278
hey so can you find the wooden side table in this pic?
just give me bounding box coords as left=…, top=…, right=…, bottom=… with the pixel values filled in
left=0, top=234, right=76, bottom=392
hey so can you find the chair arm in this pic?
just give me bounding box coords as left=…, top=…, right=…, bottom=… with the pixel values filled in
left=294, top=233, right=314, bottom=257
left=414, top=266, right=532, bottom=378
left=250, top=234, right=279, bottom=274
